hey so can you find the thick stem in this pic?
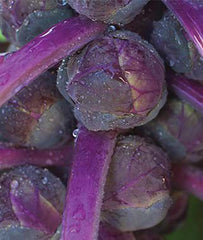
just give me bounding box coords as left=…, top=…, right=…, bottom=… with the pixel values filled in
left=167, top=73, right=203, bottom=114
left=0, top=141, right=73, bottom=169
left=0, top=16, right=106, bottom=107
left=61, top=127, right=117, bottom=240
left=162, top=0, right=203, bottom=57
left=172, top=164, right=203, bottom=200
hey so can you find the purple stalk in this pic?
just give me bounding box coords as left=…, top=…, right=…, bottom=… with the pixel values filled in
left=0, top=16, right=106, bottom=107
left=172, top=164, right=203, bottom=200
left=61, top=127, right=117, bottom=240
left=162, top=0, right=203, bottom=57
left=167, top=73, right=203, bottom=114
left=0, top=141, right=73, bottom=169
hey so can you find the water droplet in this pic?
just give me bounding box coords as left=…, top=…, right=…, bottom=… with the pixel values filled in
left=10, top=180, right=19, bottom=189
left=72, top=204, right=86, bottom=220
left=73, top=129, right=79, bottom=138
left=57, top=0, right=68, bottom=6
left=24, top=18, right=30, bottom=26
left=42, top=177, right=48, bottom=185
left=108, top=25, right=116, bottom=32
left=169, top=60, right=175, bottom=67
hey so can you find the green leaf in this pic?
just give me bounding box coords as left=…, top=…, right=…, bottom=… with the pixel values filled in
left=0, top=30, right=7, bottom=42
left=166, top=196, right=203, bottom=240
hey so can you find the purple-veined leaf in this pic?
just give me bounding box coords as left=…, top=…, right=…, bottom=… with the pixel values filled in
left=10, top=180, right=61, bottom=234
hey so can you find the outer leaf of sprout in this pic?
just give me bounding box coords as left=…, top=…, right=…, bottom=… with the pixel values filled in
left=0, top=166, right=66, bottom=238
left=143, top=96, right=203, bottom=162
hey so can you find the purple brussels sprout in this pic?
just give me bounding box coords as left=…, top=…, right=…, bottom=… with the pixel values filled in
left=0, top=71, right=75, bottom=149
left=58, top=30, right=167, bottom=131
left=142, top=97, right=203, bottom=162
left=68, top=0, right=150, bottom=25
left=151, top=11, right=203, bottom=82
left=0, top=0, right=74, bottom=45
left=0, top=165, right=66, bottom=239
left=124, top=0, right=166, bottom=41
left=102, top=135, right=171, bottom=231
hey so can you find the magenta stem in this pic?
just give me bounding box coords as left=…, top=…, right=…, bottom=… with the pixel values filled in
left=163, top=0, right=203, bottom=57
left=172, top=164, right=203, bottom=200
left=167, top=73, right=203, bottom=114
left=0, top=141, right=73, bottom=169
left=0, top=16, right=105, bottom=107
left=61, top=127, right=117, bottom=240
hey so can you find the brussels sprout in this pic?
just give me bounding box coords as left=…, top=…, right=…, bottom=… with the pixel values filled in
left=151, top=11, right=203, bottom=82
left=102, top=135, right=171, bottom=231
left=58, top=30, right=167, bottom=131
left=68, top=0, right=149, bottom=25
left=0, top=0, right=74, bottom=45
left=0, top=71, right=75, bottom=149
left=0, top=165, right=66, bottom=239
left=143, top=97, right=203, bottom=162
left=124, top=0, right=166, bottom=41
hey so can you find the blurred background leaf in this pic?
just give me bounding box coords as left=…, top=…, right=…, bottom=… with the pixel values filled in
left=0, top=30, right=6, bottom=42
left=166, top=196, right=203, bottom=240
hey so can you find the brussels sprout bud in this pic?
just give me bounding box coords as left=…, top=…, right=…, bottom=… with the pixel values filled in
left=0, top=0, right=74, bottom=45
left=102, top=135, right=171, bottom=231
left=68, top=0, right=149, bottom=25
left=0, top=165, right=66, bottom=239
left=151, top=11, right=203, bottom=82
left=58, top=30, right=166, bottom=131
left=143, top=97, right=203, bottom=162
left=0, top=72, right=75, bottom=149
